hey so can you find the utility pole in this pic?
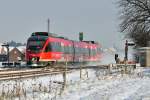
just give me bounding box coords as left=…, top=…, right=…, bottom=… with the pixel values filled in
left=125, top=40, right=128, bottom=61
left=48, top=18, right=50, bottom=33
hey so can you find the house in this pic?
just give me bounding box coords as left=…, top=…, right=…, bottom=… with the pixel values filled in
left=9, top=47, right=25, bottom=62
left=0, top=44, right=26, bottom=63
left=0, top=54, right=7, bottom=62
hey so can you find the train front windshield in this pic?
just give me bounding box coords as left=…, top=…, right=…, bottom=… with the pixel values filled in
left=27, top=40, right=45, bottom=53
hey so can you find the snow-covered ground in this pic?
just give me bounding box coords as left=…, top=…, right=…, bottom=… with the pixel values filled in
left=0, top=67, right=150, bottom=100
left=57, top=68, right=150, bottom=100
left=0, top=50, right=149, bottom=100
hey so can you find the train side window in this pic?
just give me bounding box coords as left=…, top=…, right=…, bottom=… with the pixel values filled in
left=95, top=48, right=97, bottom=54
left=45, top=46, right=49, bottom=52
left=61, top=44, right=64, bottom=52
left=68, top=46, right=70, bottom=54
left=45, top=43, right=51, bottom=52
left=64, top=46, right=67, bottom=53
left=75, top=47, right=78, bottom=54
left=80, top=48, right=83, bottom=54
left=56, top=42, right=61, bottom=52
left=49, top=42, right=61, bottom=52
left=90, top=49, right=92, bottom=56
left=78, top=48, right=81, bottom=54
left=94, top=49, right=96, bottom=55
left=85, top=48, right=88, bottom=55
left=68, top=46, right=71, bottom=54
left=51, top=42, right=56, bottom=51
left=70, top=45, right=74, bottom=54
left=69, top=46, right=71, bottom=54
left=64, top=46, right=68, bottom=54
left=90, top=49, right=96, bottom=56
left=82, top=48, right=85, bottom=55
left=78, top=48, right=80, bottom=54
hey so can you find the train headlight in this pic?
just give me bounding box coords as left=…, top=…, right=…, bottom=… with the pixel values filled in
left=32, top=57, right=36, bottom=61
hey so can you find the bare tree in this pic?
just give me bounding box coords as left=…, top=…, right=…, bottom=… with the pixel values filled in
left=118, top=0, right=150, bottom=47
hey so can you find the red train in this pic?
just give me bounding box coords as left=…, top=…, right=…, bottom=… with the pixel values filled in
left=26, top=32, right=102, bottom=67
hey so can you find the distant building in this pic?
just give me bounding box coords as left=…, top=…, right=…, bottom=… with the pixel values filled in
left=0, top=54, right=7, bottom=62
left=138, top=47, right=150, bottom=67
left=0, top=46, right=14, bottom=55
left=0, top=47, right=7, bottom=54
left=9, top=47, right=25, bottom=62
left=0, top=45, right=26, bottom=62
left=0, top=44, right=6, bottom=54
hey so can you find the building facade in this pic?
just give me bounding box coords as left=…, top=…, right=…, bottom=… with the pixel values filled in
left=9, top=47, right=25, bottom=62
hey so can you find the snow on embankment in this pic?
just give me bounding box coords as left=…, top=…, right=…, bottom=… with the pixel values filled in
left=1, top=67, right=150, bottom=100
left=56, top=67, right=150, bottom=100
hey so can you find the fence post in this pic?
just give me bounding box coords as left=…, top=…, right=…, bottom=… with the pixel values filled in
left=61, top=57, right=68, bottom=94
left=108, top=64, right=112, bottom=74
left=80, top=58, right=83, bottom=80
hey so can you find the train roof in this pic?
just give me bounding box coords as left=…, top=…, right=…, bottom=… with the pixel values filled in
left=82, top=41, right=99, bottom=44
left=30, top=32, right=100, bottom=46
left=28, top=36, right=48, bottom=41
left=31, top=32, right=69, bottom=40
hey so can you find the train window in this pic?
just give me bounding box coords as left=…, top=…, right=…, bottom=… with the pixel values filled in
left=32, top=32, right=48, bottom=36
left=68, top=46, right=72, bottom=54
left=63, top=45, right=74, bottom=54
left=90, top=49, right=97, bottom=56
left=78, top=48, right=80, bottom=54
left=61, top=43, right=64, bottom=52
left=45, top=46, right=48, bottom=52
left=64, top=46, right=70, bottom=54
left=69, top=46, right=73, bottom=54
left=46, top=42, right=61, bottom=52
left=91, top=49, right=93, bottom=56
left=94, top=49, right=97, bottom=55
left=64, top=46, right=68, bottom=54
left=77, top=47, right=80, bottom=54
left=82, top=48, right=85, bottom=55
left=45, top=44, right=52, bottom=52
left=28, top=40, right=45, bottom=47
left=75, top=47, right=78, bottom=54
left=85, top=48, right=88, bottom=55
left=55, top=42, right=61, bottom=52
left=85, top=48, right=89, bottom=55
left=27, top=40, right=45, bottom=53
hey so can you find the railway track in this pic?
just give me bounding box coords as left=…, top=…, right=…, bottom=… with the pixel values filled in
left=0, top=67, right=72, bottom=81
left=0, top=64, right=107, bottom=81
left=0, top=64, right=136, bottom=81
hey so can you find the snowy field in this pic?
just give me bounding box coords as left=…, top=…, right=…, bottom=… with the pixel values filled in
left=0, top=51, right=150, bottom=100
left=57, top=68, right=150, bottom=100
left=0, top=67, right=150, bottom=100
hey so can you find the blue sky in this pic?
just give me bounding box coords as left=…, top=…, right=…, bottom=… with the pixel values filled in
left=0, top=0, right=125, bottom=48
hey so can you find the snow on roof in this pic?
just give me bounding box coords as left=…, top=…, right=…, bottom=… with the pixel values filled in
left=0, top=43, right=26, bottom=54
left=103, top=47, right=117, bottom=54
left=138, top=47, right=150, bottom=50
left=0, top=46, right=14, bottom=54
left=0, top=46, right=26, bottom=54
left=9, top=46, right=14, bottom=51
left=17, top=46, right=26, bottom=53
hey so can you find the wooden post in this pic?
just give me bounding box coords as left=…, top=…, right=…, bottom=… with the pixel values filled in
left=108, top=64, right=112, bottom=74
left=80, top=59, right=82, bottom=79
left=86, top=70, right=88, bottom=78
left=125, top=61, right=127, bottom=74
left=60, top=58, right=68, bottom=96
left=62, top=58, right=67, bottom=92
